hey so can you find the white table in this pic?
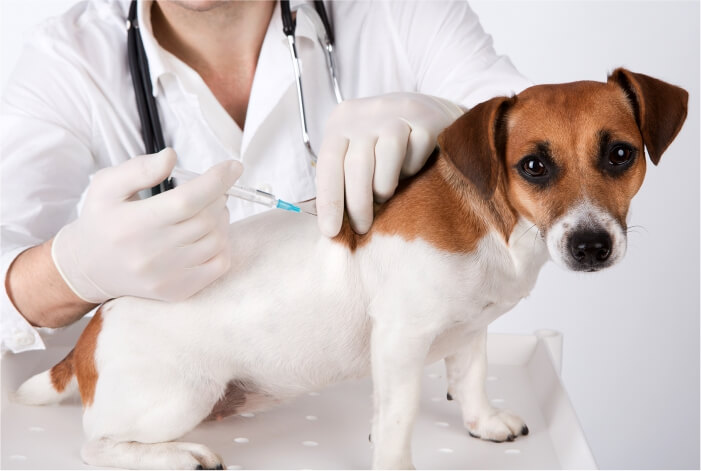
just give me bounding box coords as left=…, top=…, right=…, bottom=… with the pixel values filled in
left=1, top=320, right=596, bottom=469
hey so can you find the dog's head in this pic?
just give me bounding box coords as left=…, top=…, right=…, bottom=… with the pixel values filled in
left=438, top=69, right=688, bottom=271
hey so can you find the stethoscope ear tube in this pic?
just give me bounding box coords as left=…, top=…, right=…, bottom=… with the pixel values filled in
left=281, top=1, right=334, bottom=45
left=280, top=0, right=295, bottom=36
left=127, top=0, right=173, bottom=195
left=313, top=0, right=334, bottom=46
left=292, top=3, right=343, bottom=106
left=282, top=1, right=343, bottom=163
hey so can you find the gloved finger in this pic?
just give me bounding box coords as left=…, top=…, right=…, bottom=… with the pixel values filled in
left=165, top=249, right=232, bottom=302
left=344, top=138, right=376, bottom=234
left=91, top=147, right=177, bottom=201
left=170, top=195, right=228, bottom=246
left=177, top=216, right=230, bottom=269
left=402, top=125, right=435, bottom=177
left=146, top=160, right=242, bottom=224
left=316, top=135, right=349, bottom=237
left=373, top=120, right=410, bottom=203
left=145, top=206, right=229, bottom=278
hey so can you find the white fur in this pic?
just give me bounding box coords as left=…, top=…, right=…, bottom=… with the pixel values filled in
left=12, top=370, right=77, bottom=405
left=26, top=210, right=551, bottom=469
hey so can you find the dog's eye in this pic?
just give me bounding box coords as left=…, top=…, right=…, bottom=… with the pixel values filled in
left=516, top=151, right=558, bottom=186
left=521, top=157, right=547, bottom=177
left=609, top=145, right=633, bottom=165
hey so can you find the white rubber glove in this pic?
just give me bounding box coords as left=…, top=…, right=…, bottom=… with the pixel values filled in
left=51, top=148, right=242, bottom=303
left=315, top=92, right=464, bottom=237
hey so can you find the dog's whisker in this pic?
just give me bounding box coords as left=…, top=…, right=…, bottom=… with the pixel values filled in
left=530, top=227, right=542, bottom=254
left=531, top=235, right=537, bottom=253
left=625, top=225, right=648, bottom=237
left=515, top=224, right=537, bottom=244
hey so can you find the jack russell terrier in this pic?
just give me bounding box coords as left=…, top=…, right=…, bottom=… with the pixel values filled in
left=14, top=68, right=688, bottom=470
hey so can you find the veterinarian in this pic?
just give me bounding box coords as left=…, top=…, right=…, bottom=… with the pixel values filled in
left=0, top=0, right=530, bottom=354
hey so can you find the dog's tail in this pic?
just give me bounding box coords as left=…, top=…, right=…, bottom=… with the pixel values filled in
left=11, top=350, right=78, bottom=405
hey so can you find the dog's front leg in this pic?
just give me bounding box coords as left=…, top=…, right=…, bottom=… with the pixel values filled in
left=370, top=322, right=431, bottom=470
left=445, top=329, right=529, bottom=442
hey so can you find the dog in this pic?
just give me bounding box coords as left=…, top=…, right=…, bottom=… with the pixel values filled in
left=13, top=68, right=687, bottom=470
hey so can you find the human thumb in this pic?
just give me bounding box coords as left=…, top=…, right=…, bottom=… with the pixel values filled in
left=93, top=148, right=177, bottom=201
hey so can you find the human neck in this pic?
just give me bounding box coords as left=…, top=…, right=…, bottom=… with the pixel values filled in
left=151, top=1, right=274, bottom=75
left=151, top=0, right=275, bottom=126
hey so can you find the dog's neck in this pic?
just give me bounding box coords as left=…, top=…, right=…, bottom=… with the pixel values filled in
left=333, top=153, right=525, bottom=254
left=437, top=155, right=520, bottom=245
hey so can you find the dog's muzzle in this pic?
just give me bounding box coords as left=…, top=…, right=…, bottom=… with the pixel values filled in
left=546, top=202, right=627, bottom=272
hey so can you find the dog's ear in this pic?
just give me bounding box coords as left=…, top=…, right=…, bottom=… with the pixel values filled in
left=437, top=96, right=512, bottom=199
left=607, top=68, right=688, bottom=165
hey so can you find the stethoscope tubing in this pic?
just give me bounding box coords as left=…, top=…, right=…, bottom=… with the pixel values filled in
left=127, top=0, right=172, bottom=194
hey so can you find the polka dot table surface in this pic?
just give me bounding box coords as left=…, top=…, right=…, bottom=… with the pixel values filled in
left=1, top=321, right=595, bottom=469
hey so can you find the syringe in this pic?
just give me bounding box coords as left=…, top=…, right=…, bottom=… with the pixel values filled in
left=171, top=167, right=303, bottom=214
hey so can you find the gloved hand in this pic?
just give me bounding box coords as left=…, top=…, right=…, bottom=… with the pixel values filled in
left=315, top=92, right=464, bottom=237
left=51, top=148, right=242, bottom=303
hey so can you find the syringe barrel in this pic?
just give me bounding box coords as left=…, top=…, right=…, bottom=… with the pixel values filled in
left=226, top=186, right=277, bottom=208
left=171, top=167, right=277, bottom=208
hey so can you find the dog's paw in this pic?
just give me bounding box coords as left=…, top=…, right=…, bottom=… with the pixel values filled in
left=185, top=443, right=224, bottom=470
left=81, top=439, right=224, bottom=470
left=465, top=409, right=529, bottom=443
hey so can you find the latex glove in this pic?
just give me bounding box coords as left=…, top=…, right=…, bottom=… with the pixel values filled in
left=51, top=148, right=242, bottom=303
left=315, top=92, right=464, bottom=237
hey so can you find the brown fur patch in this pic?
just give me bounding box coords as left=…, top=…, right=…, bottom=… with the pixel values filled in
left=205, top=380, right=248, bottom=421
left=73, top=307, right=104, bottom=407
left=333, top=153, right=518, bottom=253
left=50, top=349, right=75, bottom=392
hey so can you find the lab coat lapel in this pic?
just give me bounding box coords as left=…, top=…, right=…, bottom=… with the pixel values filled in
left=241, top=2, right=297, bottom=157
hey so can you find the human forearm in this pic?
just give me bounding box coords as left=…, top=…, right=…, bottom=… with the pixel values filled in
left=5, top=239, right=96, bottom=329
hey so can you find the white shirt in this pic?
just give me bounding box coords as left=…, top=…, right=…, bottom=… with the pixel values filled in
left=0, top=0, right=531, bottom=354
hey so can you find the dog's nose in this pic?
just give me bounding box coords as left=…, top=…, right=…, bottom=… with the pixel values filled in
left=569, top=230, right=612, bottom=268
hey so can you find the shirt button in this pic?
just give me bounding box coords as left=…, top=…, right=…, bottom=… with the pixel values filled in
left=13, top=330, right=35, bottom=347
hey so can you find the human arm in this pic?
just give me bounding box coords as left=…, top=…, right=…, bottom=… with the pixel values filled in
left=0, top=31, right=99, bottom=352
left=5, top=241, right=96, bottom=330
left=4, top=149, right=241, bottom=330
left=386, top=1, right=532, bottom=107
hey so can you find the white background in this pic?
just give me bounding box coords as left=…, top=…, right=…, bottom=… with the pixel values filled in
left=1, top=1, right=699, bottom=469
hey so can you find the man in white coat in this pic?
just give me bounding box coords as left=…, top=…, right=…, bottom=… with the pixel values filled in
left=0, top=0, right=530, bottom=353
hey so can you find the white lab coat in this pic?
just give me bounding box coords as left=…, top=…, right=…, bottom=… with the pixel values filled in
left=0, top=0, right=531, bottom=354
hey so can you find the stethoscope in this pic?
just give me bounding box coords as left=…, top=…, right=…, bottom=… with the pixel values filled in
left=126, top=0, right=343, bottom=196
